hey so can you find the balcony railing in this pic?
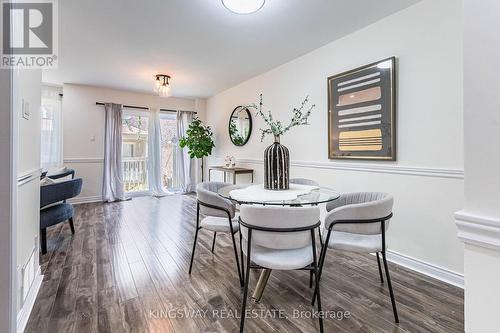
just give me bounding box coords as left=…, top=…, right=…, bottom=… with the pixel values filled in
left=123, top=157, right=148, bottom=192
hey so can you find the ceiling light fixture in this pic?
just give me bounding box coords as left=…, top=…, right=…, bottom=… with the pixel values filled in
left=154, top=74, right=171, bottom=98
left=222, top=0, right=265, bottom=14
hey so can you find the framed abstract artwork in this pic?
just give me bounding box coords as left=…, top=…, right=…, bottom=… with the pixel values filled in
left=328, top=57, right=396, bottom=160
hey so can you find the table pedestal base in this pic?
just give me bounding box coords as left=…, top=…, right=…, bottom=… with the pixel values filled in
left=252, top=269, right=272, bottom=303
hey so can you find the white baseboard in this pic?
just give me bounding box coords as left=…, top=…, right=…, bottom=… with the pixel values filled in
left=69, top=195, right=103, bottom=205
left=386, top=250, right=464, bottom=288
left=17, top=268, right=43, bottom=333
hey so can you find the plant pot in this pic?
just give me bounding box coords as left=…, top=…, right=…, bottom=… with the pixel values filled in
left=264, top=136, right=290, bottom=190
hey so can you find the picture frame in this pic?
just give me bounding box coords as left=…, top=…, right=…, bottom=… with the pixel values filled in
left=328, top=57, right=396, bottom=160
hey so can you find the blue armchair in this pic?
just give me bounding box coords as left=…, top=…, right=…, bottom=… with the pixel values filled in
left=40, top=178, right=83, bottom=254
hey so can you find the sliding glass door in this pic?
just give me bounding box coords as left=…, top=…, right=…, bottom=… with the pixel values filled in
left=122, top=109, right=149, bottom=193
left=121, top=109, right=180, bottom=194
left=159, top=112, right=180, bottom=192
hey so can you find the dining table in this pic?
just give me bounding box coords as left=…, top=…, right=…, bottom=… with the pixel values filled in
left=218, top=183, right=340, bottom=302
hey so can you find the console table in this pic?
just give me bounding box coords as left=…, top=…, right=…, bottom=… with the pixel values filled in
left=208, top=166, right=254, bottom=184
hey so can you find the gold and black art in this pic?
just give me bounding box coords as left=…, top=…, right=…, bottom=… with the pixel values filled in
left=328, top=57, right=396, bottom=160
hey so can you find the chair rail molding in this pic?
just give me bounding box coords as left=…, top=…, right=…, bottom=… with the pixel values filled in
left=455, top=210, right=500, bottom=251
left=17, top=168, right=42, bottom=186
left=231, top=158, right=464, bottom=180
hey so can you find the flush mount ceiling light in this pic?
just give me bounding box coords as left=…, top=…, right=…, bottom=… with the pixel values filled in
left=222, top=0, right=265, bottom=14
left=154, top=74, right=171, bottom=98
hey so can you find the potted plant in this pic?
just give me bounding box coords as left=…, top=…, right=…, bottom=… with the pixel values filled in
left=246, top=94, right=315, bottom=190
left=179, top=117, right=215, bottom=182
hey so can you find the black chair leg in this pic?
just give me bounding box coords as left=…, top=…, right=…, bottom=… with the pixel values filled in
left=189, top=204, right=201, bottom=275
left=230, top=229, right=244, bottom=287
left=382, top=251, right=399, bottom=323
left=311, top=229, right=324, bottom=333
left=40, top=228, right=47, bottom=254
left=68, top=217, right=75, bottom=234
left=239, top=231, right=245, bottom=283
left=376, top=252, right=384, bottom=284
left=211, top=232, right=217, bottom=253
left=240, top=230, right=252, bottom=333
left=312, top=230, right=331, bottom=305
left=189, top=227, right=200, bottom=274
left=318, top=228, right=323, bottom=248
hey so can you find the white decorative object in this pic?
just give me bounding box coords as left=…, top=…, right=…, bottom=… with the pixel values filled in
left=224, top=155, right=236, bottom=168
left=229, top=183, right=318, bottom=202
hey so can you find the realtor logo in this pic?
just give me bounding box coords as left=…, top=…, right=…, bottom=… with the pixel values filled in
left=1, top=0, right=58, bottom=68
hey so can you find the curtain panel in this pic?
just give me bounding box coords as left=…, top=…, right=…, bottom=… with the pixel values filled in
left=148, top=108, right=169, bottom=196
left=177, top=111, right=195, bottom=193
left=103, top=103, right=126, bottom=202
left=40, top=87, right=62, bottom=170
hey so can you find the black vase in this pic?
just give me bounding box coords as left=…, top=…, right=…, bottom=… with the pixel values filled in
left=264, top=136, right=289, bottom=190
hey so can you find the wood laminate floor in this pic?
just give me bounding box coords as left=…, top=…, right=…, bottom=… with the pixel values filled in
left=25, top=195, right=464, bottom=333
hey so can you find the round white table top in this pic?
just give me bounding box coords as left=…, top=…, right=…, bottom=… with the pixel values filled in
left=218, top=183, right=340, bottom=206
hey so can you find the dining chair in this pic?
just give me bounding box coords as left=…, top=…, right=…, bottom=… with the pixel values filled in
left=312, top=192, right=399, bottom=323
left=239, top=204, right=324, bottom=333
left=290, top=178, right=319, bottom=186
left=189, top=182, right=244, bottom=286
left=290, top=177, right=321, bottom=287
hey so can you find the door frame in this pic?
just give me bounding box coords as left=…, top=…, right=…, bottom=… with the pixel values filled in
left=0, top=66, right=18, bottom=332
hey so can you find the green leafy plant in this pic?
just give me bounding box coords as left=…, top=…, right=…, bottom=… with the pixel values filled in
left=246, top=94, right=315, bottom=142
left=179, top=117, right=215, bottom=180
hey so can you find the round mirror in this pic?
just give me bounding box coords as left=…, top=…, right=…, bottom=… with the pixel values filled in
left=229, top=106, right=252, bottom=146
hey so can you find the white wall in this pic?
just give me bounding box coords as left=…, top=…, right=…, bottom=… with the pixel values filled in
left=458, top=0, right=500, bottom=331
left=206, top=0, right=464, bottom=276
left=62, top=84, right=201, bottom=201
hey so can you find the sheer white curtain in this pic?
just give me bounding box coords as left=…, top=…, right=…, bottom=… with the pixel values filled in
left=40, top=86, right=62, bottom=170
left=148, top=108, right=168, bottom=196
left=177, top=111, right=195, bottom=193
left=103, top=103, right=126, bottom=202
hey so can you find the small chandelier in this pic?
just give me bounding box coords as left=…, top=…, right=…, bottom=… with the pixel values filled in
left=154, top=74, right=171, bottom=98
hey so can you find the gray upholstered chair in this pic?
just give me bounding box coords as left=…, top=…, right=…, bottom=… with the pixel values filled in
left=313, top=192, right=399, bottom=323
left=239, top=205, right=323, bottom=333
left=290, top=177, right=322, bottom=286
left=189, top=182, right=243, bottom=286
left=290, top=178, right=319, bottom=186
left=40, top=178, right=83, bottom=254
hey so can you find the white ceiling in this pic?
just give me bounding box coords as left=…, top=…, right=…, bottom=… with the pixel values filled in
left=43, top=0, right=420, bottom=98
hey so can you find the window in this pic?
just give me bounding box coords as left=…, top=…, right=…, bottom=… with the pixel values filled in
left=122, top=109, right=149, bottom=193
left=122, top=143, right=134, bottom=158
left=40, top=86, right=62, bottom=170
